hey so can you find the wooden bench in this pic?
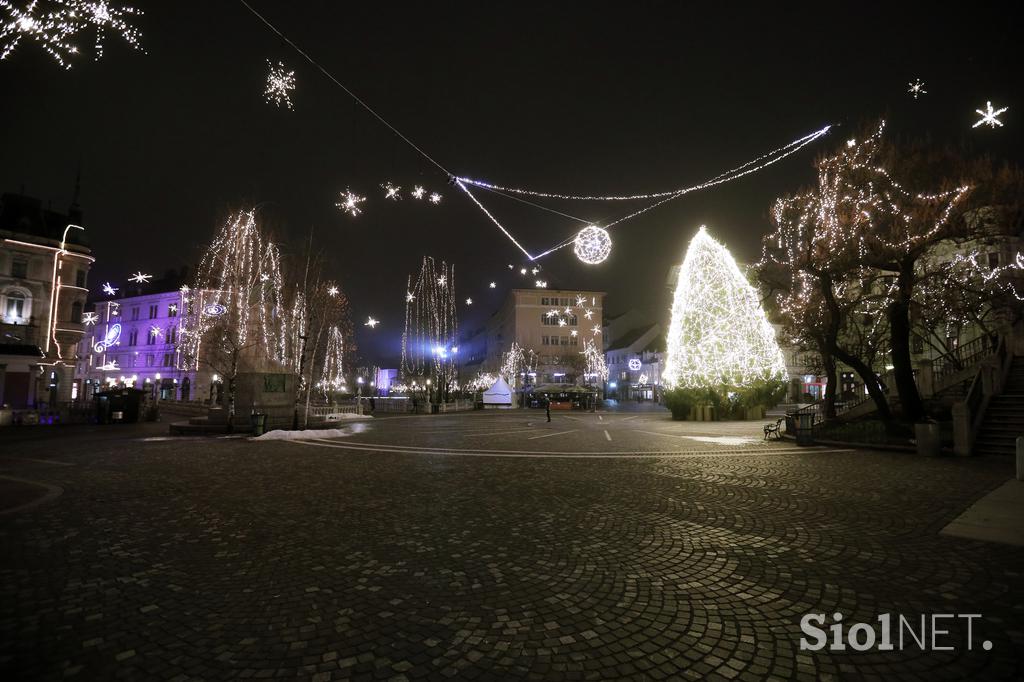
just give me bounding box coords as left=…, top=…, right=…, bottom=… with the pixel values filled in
left=763, top=418, right=784, bottom=440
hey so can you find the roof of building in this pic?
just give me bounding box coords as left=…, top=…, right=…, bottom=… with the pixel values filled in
left=606, top=323, right=658, bottom=352
left=0, top=192, right=88, bottom=248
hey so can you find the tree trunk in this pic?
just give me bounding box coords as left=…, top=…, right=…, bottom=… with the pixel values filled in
left=226, top=348, right=239, bottom=433
left=833, top=346, right=891, bottom=421
left=889, top=263, right=924, bottom=421
left=822, top=349, right=838, bottom=419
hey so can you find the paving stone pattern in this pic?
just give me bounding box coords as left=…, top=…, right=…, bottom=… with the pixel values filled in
left=1, top=414, right=1022, bottom=680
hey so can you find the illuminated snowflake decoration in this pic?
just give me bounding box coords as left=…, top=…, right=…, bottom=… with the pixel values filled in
left=405, top=291, right=415, bottom=303
left=575, top=296, right=586, bottom=306
left=97, top=360, right=119, bottom=371
left=410, top=185, right=426, bottom=200
left=382, top=182, right=402, bottom=200
left=907, top=78, right=926, bottom=99
left=82, top=311, right=99, bottom=325
left=973, top=101, right=1008, bottom=129
left=428, top=192, right=442, bottom=204
left=570, top=330, right=578, bottom=337
left=583, top=309, right=594, bottom=319
left=563, top=307, right=572, bottom=315
left=437, top=275, right=446, bottom=287
left=260, top=273, right=270, bottom=282
left=327, top=285, right=339, bottom=297
left=573, top=225, right=612, bottom=264
left=149, top=324, right=162, bottom=338
left=558, top=319, right=567, bottom=327
left=264, top=60, right=295, bottom=109
left=591, top=325, right=601, bottom=336
left=465, top=297, right=473, bottom=305
left=168, top=304, right=177, bottom=314
left=128, top=270, right=151, bottom=283
left=69, top=0, right=144, bottom=61
left=364, top=316, right=379, bottom=328
left=0, top=0, right=78, bottom=68
left=535, top=280, right=548, bottom=288
left=335, top=189, right=366, bottom=217
left=546, top=310, right=557, bottom=318
left=101, top=281, right=117, bottom=296
left=489, top=281, right=497, bottom=288
left=179, top=284, right=189, bottom=293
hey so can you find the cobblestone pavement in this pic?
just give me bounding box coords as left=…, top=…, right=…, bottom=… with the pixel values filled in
left=1, top=411, right=1023, bottom=681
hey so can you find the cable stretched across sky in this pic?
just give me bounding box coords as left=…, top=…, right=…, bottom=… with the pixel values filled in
left=237, top=0, right=832, bottom=262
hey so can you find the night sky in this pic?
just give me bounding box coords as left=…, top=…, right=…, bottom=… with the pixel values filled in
left=2, top=1, right=1020, bottom=365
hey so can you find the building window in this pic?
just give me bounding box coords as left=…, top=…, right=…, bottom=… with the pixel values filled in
left=560, top=336, right=569, bottom=346
left=11, top=259, right=28, bottom=279
left=128, top=328, right=138, bottom=346
left=168, top=304, right=177, bottom=318
left=75, top=269, right=86, bottom=288
left=3, top=290, right=28, bottom=321
left=570, top=335, right=578, bottom=346
left=988, top=252, right=1000, bottom=268
left=542, top=335, right=549, bottom=346
left=131, top=307, right=140, bottom=321
left=167, top=326, right=177, bottom=343
left=146, top=354, right=154, bottom=367
left=149, top=304, right=158, bottom=319
left=146, top=330, right=156, bottom=345
left=70, top=301, right=82, bottom=323
left=162, top=353, right=174, bottom=366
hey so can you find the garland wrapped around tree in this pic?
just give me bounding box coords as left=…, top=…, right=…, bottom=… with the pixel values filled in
left=662, top=226, right=787, bottom=419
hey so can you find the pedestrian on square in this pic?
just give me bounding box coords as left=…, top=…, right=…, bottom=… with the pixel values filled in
left=546, top=396, right=551, bottom=422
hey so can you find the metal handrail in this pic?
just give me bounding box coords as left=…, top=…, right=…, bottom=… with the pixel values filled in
left=933, top=335, right=999, bottom=381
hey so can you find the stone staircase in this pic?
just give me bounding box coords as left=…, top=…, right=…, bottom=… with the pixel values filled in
left=974, top=357, right=1024, bottom=456
left=169, top=407, right=252, bottom=435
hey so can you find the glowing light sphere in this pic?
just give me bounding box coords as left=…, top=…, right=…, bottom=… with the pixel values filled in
left=573, top=225, right=612, bottom=264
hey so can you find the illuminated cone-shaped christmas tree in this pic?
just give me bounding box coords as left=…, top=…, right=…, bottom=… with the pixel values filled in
left=663, top=226, right=786, bottom=389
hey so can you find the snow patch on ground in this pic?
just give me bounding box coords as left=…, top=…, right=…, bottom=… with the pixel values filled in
left=253, top=420, right=373, bottom=442
left=681, top=435, right=761, bottom=446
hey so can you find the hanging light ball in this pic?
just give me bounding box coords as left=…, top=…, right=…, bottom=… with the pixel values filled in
left=573, top=225, right=612, bottom=265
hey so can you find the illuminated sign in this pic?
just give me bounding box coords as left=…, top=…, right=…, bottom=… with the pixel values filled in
left=203, top=303, right=227, bottom=317
left=93, top=323, right=122, bottom=353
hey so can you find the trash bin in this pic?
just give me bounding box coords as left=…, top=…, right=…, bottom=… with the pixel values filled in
left=796, top=412, right=815, bottom=446
left=915, top=421, right=942, bottom=457
left=251, top=412, right=267, bottom=436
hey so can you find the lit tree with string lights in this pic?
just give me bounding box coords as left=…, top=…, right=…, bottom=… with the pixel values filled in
left=663, top=226, right=787, bottom=419
left=179, top=209, right=300, bottom=431
left=401, top=257, right=458, bottom=402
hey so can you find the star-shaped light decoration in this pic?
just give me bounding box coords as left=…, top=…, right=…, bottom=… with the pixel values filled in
left=150, top=324, right=162, bottom=338
left=82, top=311, right=99, bottom=325
left=128, top=271, right=151, bottom=284
left=71, top=0, right=145, bottom=61
left=558, top=319, right=567, bottom=327
left=489, top=282, right=497, bottom=288
left=0, top=0, right=79, bottom=68
left=563, top=307, right=572, bottom=315
left=327, top=286, right=339, bottom=297
left=428, top=192, right=442, bottom=204
left=405, top=291, right=415, bottom=303
left=364, top=317, right=379, bottom=328
left=168, top=304, right=177, bottom=314
left=336, top=189, right=366, bottom=217
left=570, top=330, right=578, bottom=337
left=546, top=309, right=558, bottom=318
left=465, top=298, right=473, bottom=305
left=410, top=185, right=426, bottom=200
left=260, top=273, right=270, bottom=282
left=591, top=325, right=601, bottom=336
left=535, top=280, right=548, bottom=288
left=531, top=267, right=539, bottom=275
left=575, top=296, right=586, bottom=307
left=179, top=285, right=190, bottom=293
left=507, top=264, right=514, bottom=270
left=907, top=78, right=926, bottom=99
left=520, top=267, right=527, bottom=275
left=102, top=282, right=118, bottom=296
left=973, top=101, right=1008, bottom=129
left=97, top=360, right=119, bottom=371
left=583, top=309, right=594, bottom=320
left=265, top=60, right=295, bottom=109
left=382, top=182, right=402, bottom=200
left=437, top=275, right=446, bottom=286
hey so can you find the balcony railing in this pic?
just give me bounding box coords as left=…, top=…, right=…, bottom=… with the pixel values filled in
left=0, top=322, right=41, bottom=346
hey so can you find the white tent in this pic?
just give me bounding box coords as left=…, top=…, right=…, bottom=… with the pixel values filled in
left=482, top=376, right=514, bottom=408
